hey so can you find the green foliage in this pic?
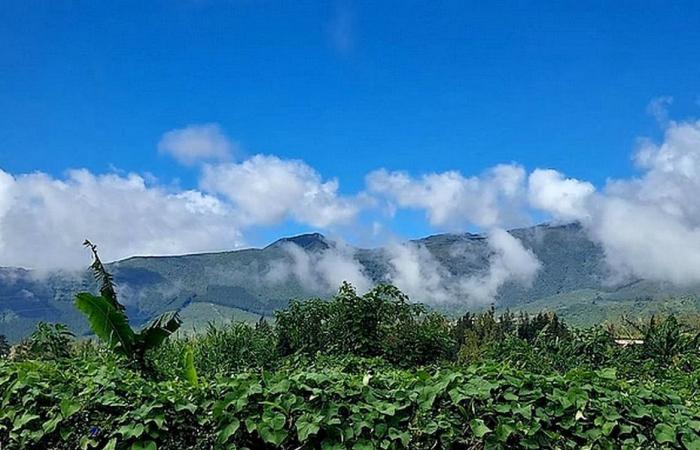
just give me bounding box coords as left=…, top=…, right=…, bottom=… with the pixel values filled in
left=0, top=334, right=9, bottom=358
left=276, top=282, right=456, bottom=366
left=74, top=242, right=182, bottom=371
left=146, top=320, right=278, bottom=381
left=75, top=293, right=135, bottom=356
left=4, top=281, right=700, bottom=448
left=12, top=322, right=74, bottom=360
left=181, top=345, right=198, bottom=387
left=83, top=240, right=122, bottom=311
left=624, top=315, right=700, bottom=366
left=1, top=355, right=698, bottom=450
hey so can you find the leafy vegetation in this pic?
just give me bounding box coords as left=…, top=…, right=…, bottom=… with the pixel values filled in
left=74, top=241, right=182, bottom=371
left=275, top=283, right=455, bottom=367
left=10, top=322, right=74, bottom=360
left=0, top=248, right=699, bottom=448
left=0, top=334, right=9, bottom=358
left=7, top=224, right=700, bottom=345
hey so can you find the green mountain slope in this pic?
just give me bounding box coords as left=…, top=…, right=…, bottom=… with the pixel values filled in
left=2, top=223, right=699, bottom=342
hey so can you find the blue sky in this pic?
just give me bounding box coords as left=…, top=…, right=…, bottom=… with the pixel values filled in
left=2, top=1, right=700, bottom=269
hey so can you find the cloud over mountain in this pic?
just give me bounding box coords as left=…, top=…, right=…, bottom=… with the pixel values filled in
left=201, top=155, right=362, bottom=228
left=4, top=116, right=700, bottom=291
left=0, top=169, right=242, bottom=270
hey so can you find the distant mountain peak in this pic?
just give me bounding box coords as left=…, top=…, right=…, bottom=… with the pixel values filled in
left=266, top=232, right=330, bottom=252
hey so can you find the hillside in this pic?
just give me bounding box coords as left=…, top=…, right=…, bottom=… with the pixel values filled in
left=2, top=222, right=699, bottom=342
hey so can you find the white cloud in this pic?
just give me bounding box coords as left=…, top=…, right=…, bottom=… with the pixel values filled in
left=367, top=164, right=528, bottom=229
left=528, top=169, right=595, bottom=222
left=265, top=241, right=371, bottom=293
left=458, top=228, right=541, bottom=302
left=0, top=169, right=243, bottom=270
left=385, top=242, right=452, bottom=303
left=158, top=123, right=235, bottom=166
left=530, top=119, right=700, bottom=285
left=385, top=229, right=540, bottom=304
left=201, top=154, right=361, bottom=228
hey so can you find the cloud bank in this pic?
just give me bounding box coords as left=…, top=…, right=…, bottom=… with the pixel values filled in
left=200, top=155, right=362, bottom=228
left=0, top=169, right=242, bottom=270
left=4, top=112, right=700, bottom=299
left=265, top=241, right=371, bottom=294
left=384, top=228, right=540, bottom=304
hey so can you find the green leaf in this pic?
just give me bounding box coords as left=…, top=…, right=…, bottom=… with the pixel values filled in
left=681, top=432, right=700, bottom=450
left=321, top=441, right=346, bottom=450
left=138, top=311, right=182, bottom=351
left=218, top=418, right=240, bottom=443
left=181, top=345, right=198, bottom=386
left=131, top=441, right=157, bottom=450
left=13, top=413, right=40, bottom=428
left=654, top=423, right=676, bottom=444
left=118, top=423, right=145, bottom=439
left=388, top=428, right=411, bottom=446
left=470, top=419, right=492, bottom=438
left=60, top=398, right=81, bottom=418
left=596, top=368, right=617, bottom=380
left=495, top=422, right=516, bottom=442
left=296, top=418, right=321, bottom=441
left=42, top=414, right=62, bottom=433
left=352, top=441, right=375, bottom=450
left=259, top=427, right=288, bottom=446
left=83, top=240, right=123, bottom=311
left=75, top=293, right=135, bottom=355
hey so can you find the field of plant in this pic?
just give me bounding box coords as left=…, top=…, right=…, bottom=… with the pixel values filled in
left=1, top=247, right=699, bottom=449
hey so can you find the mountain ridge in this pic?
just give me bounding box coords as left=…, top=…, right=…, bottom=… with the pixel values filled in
left=2, top=222, right=699, bottom=342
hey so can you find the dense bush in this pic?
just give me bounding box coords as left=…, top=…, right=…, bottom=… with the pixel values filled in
left=10, top=322, right=75, bottom=360
left=0, top=334, right=9, bottom=358
left=276, top=283, right=456, bottom=367
left=147, top=320, right=279, bottom=381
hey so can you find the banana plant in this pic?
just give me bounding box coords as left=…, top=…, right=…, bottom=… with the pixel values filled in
left=75, top=240, right=182, bottom=368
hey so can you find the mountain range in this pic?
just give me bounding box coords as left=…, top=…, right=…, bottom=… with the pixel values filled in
left=2, top=222, right=699, bottom=342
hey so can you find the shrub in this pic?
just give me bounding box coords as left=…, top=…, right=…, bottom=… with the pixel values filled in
left=0, top=334, right=10, bottom=358
left=12, top=322, right=74, bottom=360
left=147, top=320, right=279, bottom=381
left=275, top=283, right=456, bottom=366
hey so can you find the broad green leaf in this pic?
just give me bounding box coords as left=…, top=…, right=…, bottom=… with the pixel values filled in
left=131, top=441, right=157, bottom=450
left=13, top=413, right=40, bottom=428
left=218, top=418, right=240, bottom=443
left=138, top=311, right=182, bottom=351
left=653, top=423, right=676, bottom=444
left=296, top=418, right=321, bottom=441
left=75, top=293, right=135, bottom=355
left=470, top=419, right=492, bottom=438
left=259, top=427, right=288, bottom=446
left=60, top=399, right=81, bottom=418
left=681, top=432, right=700, bottom=450
left=118, top=423, right=145, bottom=439
left=181, top=346, right=198, bottom=387
left=352, top=441, right=375, bottom=450
left=495, top=422, right=515, bottom=442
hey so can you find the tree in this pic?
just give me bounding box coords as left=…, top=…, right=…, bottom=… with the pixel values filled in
left=75, top=240, right=182, bottom=370
left=275, top=282, right=455, bottom=366
left=0, top=334, right=9, bottom=358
